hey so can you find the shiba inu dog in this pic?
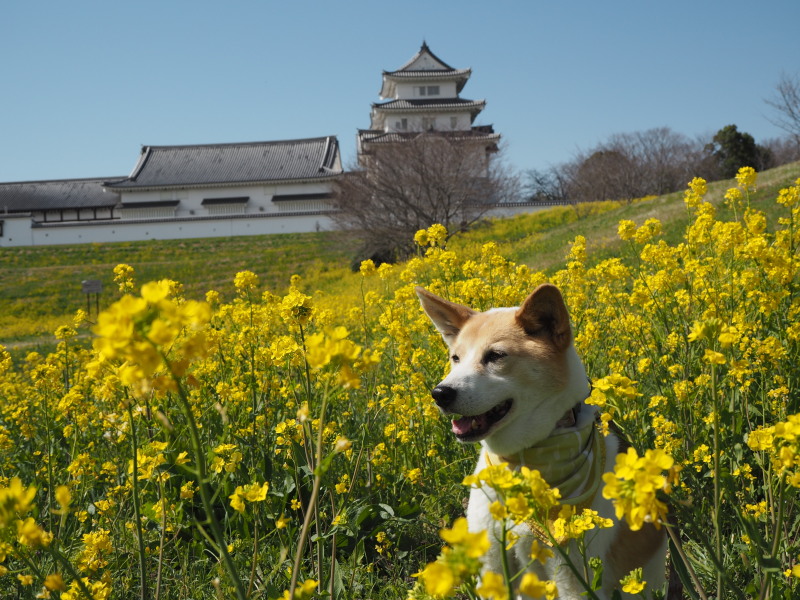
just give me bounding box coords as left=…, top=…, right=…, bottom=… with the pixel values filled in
left=416, top=283, right=668, bottom=599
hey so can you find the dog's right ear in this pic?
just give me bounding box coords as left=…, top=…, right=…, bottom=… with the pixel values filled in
left=415, top=287, right=475, bottom=347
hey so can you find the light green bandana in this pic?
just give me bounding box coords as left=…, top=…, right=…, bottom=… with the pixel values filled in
left=486, top=412, right=605, bottom=504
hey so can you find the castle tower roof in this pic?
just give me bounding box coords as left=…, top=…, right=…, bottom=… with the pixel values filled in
left=379, top=42, right=471, bottom=99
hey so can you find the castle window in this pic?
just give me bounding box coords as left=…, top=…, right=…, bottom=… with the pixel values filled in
left=120, top=200, right=179, bottom=220
left=202, top=196, right=249, bottom=215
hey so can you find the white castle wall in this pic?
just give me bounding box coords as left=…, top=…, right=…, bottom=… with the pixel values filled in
left=0, top=203, right=559, bottom=248
left=0, top=211, right=336, bottom=247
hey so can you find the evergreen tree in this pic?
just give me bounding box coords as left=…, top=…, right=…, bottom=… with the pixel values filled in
left=707, top=124, right=771, bottom=178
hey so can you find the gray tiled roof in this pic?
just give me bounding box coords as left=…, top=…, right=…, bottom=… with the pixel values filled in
left=372, top=98, right=486, bottom=112
left=380, top=68, right=471, bottom=97
left=392, top=42, right=456, bottom=72
left=359, top=128, right=499, bottom=143
left=383, top=68, right=471, bottom=79
left=0, top=177, right=123, bottom=213
left=105, top=136, right=342, bottom=190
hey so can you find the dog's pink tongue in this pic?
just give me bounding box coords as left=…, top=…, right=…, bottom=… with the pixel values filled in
left=452, top=415, right=485, bottom=436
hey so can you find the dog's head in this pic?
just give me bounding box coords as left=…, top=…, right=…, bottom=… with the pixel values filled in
left=416, top=284, right=590, bottom=456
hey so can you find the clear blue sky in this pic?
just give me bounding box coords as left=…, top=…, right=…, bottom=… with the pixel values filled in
left=2, top=0, right=798, bottom=183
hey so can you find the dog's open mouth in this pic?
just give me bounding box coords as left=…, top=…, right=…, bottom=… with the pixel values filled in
left=450, top=399, right=513, bottom=441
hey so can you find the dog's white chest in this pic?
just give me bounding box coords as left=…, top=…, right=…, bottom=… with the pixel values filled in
left=464, top=434, right=646, bottom=600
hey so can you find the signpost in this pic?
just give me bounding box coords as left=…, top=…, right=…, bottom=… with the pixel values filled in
left=82, top=279, right=103, bottom=317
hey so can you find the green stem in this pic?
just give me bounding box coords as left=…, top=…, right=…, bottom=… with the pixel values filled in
left=155, top=478, right=167, bottom=600
left=247, top=518, right=259, bottom=599
left=163, top=352, right=248, bottom=600
left=289, top=386, right=330, bottom=598
left=297, top=323, right=314, bottom=412
left=548, top=530, right=601, bottom=600
left=758, top=480, right=785, bottom=600
left=665, top=522, right=708, bottom=600
left=46, top=544, right=96, bottom=600
left=499, top=522, right=515, bottom=600
left=126, top=401, right=150, bottom=600
left=711, top=363, right=722, bottom=598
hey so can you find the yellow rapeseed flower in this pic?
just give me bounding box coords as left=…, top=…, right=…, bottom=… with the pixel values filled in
left=17, top=517, right=52, bottom=548
left=519, top=572, right=558, bottom=599
left=439, top=518, right=489, bottom=559
left=0, top=477, right=37, bottom=527
left=736, top=166, right=757, bottom=191
left=621, top=567, right=646, bottom=594
left=229, top=481, right=268, bottom=513
left=233, top=270, right=259, bottom=292
left=44, top=573, right=66, bottom=591
left=54, top=485, right=71, bottom=514
left=602, top=447, right=674, bottom=530
left=419, top=561, right=455, bottom=597
left=476, top=570, right=508, bottom=600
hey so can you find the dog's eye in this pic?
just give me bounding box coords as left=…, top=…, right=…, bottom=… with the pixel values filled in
left=483, top=350, right=506, bottom=364
left=451, top=354, right=460, bottom=363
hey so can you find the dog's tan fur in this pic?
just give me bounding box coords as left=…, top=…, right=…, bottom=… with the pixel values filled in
left=416, top=284, right=667, bottom=599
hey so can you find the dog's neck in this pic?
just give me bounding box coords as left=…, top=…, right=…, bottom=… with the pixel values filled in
left=486, top=402, right=604, bottom=503
left=554, top=401, right=582, bottom=428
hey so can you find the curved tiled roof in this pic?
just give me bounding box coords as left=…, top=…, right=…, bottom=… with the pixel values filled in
left=358, top=127, right=500, bottom=148
left=0, top=177, right=122, bottom=213
left=380, top=68, right=471, bottom=97
left=380, top=43, right=471, bottom=98
left=106, top=136, right=342, bottom=190
left=383, top=68, right=471, bottom=79
left=392, top=41, right=456, bottom=72
left=372, top=98, right=486, bottom=112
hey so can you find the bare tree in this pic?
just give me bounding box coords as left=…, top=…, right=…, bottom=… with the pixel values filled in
left=567, top=148, right=642, bottom=202
left=766, top=73, right=800, bottom=145
left=332, top=132, right=516, bottom=263
left=762, top=136, right=800, bottom=167
left=541, top=127, right=716, bottom=204
left=523, top=166, right=571, bottom=203
left=605, top=128, right=700, bottom=195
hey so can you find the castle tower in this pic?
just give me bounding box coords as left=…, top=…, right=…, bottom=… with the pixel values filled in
left=357, top=42, right=500, bottom=162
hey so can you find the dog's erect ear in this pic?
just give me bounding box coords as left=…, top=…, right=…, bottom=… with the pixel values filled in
left=415, top=287, right=475, bottom=347
left=515, top=284, right=572, bottom=352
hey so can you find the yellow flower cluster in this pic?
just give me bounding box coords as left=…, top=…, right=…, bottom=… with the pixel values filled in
left=229, top=482, right=269, bottom=513
left=601, top=447, right=675, bottom=531
left=414, top=518, right=489, bottom=598
left=748, top=413, right=800, bottom=487
left=464, top=464, right=561, bottom=527
left=93, top=280, right=212, bottom=392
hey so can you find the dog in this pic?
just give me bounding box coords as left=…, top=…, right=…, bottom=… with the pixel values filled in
left=416, top=283, right=668, bottom=599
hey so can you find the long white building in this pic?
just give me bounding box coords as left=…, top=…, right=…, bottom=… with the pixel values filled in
left=0, top=136, right=342, bottom=247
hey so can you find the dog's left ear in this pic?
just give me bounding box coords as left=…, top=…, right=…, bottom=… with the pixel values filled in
left=415, top=287, right=475, bottom=347
left=515, top=284, right=572, bottom=352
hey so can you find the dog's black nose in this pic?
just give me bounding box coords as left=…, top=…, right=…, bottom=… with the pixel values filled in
left=431, top=385, right=457, bottom=409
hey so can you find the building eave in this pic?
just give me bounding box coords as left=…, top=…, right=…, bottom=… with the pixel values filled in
left=372, top=100, right=486, bottom=113
left=379, top=68, right=471, bottom=98
left=107, top=173, right=343, bottom=194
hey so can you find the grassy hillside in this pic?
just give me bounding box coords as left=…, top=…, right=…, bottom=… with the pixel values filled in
left=468, top=160, right=800, bottom=270
left=2, top=160, right=798, bottom=347
left=0, top=230, right=359, bottom=344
